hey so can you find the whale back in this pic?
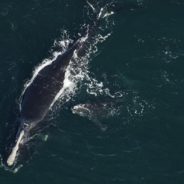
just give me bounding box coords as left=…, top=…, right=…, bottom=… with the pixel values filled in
left=20, top=43, right=79, bottom=124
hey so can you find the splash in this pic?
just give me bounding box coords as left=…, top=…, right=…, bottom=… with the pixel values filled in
left=44, top=5, right=118, bottom=109
left=0, top=154, right=23, bottom=173
left=19, top=32, right=72, bottom=111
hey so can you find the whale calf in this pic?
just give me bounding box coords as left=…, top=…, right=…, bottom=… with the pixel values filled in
left=71, top=100, right=122, bottom=121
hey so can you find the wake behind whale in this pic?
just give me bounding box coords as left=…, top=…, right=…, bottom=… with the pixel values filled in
left=2, top=3, right=115, bottom=170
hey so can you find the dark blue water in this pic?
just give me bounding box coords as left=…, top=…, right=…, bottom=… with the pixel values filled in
left=1, top=0, right=184, bottom=183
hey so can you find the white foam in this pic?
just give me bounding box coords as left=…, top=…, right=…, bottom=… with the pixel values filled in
left=103, top=11, right=114, bottom=18
left=20, top=36, right=72, bottom=110
left=97, top=7, right=104, bottom=19
left=49, top=64, right=76, bottom=108
left=86, top=1, right=96, bottom=13
left=97, top=7, right=114, bottom=20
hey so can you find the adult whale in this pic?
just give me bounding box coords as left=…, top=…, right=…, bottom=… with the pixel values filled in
left=3, top=0, right=142, bottom=168
left=4, top=9, right=105, bottom=167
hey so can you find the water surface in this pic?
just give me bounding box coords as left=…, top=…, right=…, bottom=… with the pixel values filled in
left=0, top=0, right=184, bottom=183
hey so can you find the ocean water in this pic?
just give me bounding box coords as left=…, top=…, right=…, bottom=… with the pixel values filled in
left=1, top=0, right=184, bottom=183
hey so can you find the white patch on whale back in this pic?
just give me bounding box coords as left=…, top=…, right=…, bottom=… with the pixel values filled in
left=72, top=104, right=91, bottom=117
left=7, top=130, right=24, bottom=166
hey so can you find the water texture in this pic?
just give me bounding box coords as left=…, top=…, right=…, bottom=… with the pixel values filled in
left=0, top=0, right=184, bottom=183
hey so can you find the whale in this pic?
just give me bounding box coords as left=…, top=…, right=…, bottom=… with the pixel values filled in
left=3, top=1, right=141, bottom=169
left=4, top=15, right=102, bottom=168
left=71, top=100, right=123, bottom=122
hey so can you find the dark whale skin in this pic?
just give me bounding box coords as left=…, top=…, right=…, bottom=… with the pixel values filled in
left=20, top=23, right=98, bottom=125
left=4, top=7, right=107, bottom=167
left=20, top=43, right=79, bottom=124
